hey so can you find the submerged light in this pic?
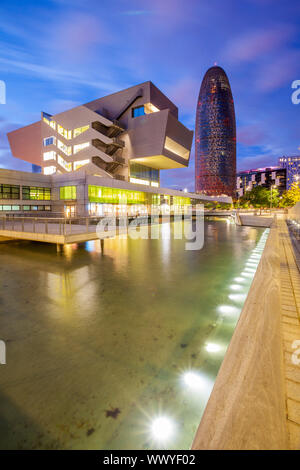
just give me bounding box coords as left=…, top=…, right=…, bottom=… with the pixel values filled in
left=205, top=343, right=222, bottom=353
left=217, top=305, right=240, bottom=315
left=150, top=416, right=175, bottom=443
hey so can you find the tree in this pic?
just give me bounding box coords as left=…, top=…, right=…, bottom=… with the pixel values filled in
left=281, top=182, right=300, bottom=207
left=268, top=187, right=279, bottom=209
left=240, top=186, right=270, bottom=211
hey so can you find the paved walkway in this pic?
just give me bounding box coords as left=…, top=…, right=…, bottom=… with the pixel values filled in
left=279, top=219, right=300, bottom=449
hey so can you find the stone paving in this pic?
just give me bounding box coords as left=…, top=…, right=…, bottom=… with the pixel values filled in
left=279, top=219, right=300, bottom=449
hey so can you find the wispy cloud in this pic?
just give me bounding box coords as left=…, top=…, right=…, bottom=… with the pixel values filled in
left=255, top=50, right=300, bottom=92
left=225, top=25, right=294, bottom=62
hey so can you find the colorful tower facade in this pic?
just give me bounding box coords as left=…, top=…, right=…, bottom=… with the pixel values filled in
left=195, top=66, right=236, bottom=196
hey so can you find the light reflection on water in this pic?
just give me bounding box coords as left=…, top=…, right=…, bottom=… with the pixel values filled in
left=0, top=219, right=265, bottom=450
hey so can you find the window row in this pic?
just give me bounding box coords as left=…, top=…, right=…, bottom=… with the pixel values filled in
left=22, top=187, right=51, bottom=200
left=43, top=114, right=90, bottom=140
left=0, top=205, right=51, bottom=211
left=0, top=184, right=20, bottom=199
left=43, top=137, right=89, bottom=157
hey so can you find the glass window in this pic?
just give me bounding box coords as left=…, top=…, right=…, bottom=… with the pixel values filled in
left=43, top=166, right=56, bottom=175
left=130, top=163, right=159, bottom=182
left=57, top=124, right=72, bottom=140
left=74, top=159, right=90, bottom=170
left=73, top=125, right=89, bottom=138
left=0, top=184, right=20, bottom=199
left=57, top=139, right=72, bottom=156
left=22, top=186, right=51, bottom=201
left=43, top=151, right=56, bottom=161
left=43, top=136, right=56, bottom=146
left=57, top=155, right=72, bottom=172
left=60, top=186, right=77, bottom=200
left=144, top=103, right=159, bottom=114
left=74, top=142, right=89, bottom=154
left=132, top=106, right=145, bottom=118
left=88, top=185, right=147, bottom=205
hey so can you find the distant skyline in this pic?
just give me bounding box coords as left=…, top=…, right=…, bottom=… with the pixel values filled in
left=0, top=0, right=299, bottom=191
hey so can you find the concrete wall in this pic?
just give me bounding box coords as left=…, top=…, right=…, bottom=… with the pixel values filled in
left=7, top=121, right=41, bottom=165
left=288, top=201, right=300, bottom=219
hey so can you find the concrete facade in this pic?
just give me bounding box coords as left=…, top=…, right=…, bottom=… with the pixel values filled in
left=0, top=167, right=232, bottom=218
left=7, top=82, right=193, bottom=186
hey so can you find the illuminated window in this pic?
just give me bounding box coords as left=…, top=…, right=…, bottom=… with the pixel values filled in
left=88, top=185, right=147, bottom=204
left=74, top=159, right=90, bottom=170
left=144, top=103, right=159, bottom=114
left=43, top=166, right=56, bottom=175
left=43, top=112, right=56, bottom=130
left=164, top=137, right=190, bottom=160
left=22, top=186, right=51, bottom=200
left=43, top=136, right=56, bottom=147
left=60, top=186, right=77, bottom=200
left=151, top=181, right=159, bottom=187
left=73, top=125, right=89, bottom=138
left=74, top=142, right=90, bottom=154
left=57, top=124, right=72, bottom=140
left=43, top=151, right=56, bottom=161
left=130, top=177, right=150, bottom=186
left=57, top=155, right=72, bottom=172
left=57, top=139, right=72, bottom=155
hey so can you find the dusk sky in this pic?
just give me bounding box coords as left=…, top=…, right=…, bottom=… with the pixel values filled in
left=0, top=0, right=299, bottom=191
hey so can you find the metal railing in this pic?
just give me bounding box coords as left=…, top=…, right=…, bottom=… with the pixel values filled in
left=0, top=216, right=107, bottom=235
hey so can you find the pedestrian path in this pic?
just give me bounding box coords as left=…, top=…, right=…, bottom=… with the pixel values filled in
left=279, top=220, right=300, bottom=449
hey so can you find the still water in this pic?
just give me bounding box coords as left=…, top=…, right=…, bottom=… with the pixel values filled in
left=0, top=219, right=265, bottom=449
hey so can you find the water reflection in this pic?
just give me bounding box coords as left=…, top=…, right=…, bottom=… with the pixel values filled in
left=0, top=220, right=265, bottom=450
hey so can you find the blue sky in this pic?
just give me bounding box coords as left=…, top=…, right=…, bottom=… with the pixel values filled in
left=0, top=0, right=299, bottom=191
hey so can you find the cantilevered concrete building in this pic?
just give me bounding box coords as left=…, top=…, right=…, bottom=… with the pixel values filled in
left=8, top=82, right=193, bottom=184
left=4, top=82, right=232, bottom=218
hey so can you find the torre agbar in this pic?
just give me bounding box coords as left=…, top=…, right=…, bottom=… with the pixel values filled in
left=195, top=66, right=236, bottom=197
left=4, top=82, right=231, bottom=218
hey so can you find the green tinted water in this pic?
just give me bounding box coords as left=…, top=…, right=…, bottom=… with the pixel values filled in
left=0, top=219, right=264, bottom=449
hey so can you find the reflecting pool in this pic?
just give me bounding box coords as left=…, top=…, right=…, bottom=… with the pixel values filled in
left=0, top=219, right=266, bottom=449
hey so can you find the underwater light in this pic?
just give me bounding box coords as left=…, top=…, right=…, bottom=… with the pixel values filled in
left=150, top=416, right=175, bottom=443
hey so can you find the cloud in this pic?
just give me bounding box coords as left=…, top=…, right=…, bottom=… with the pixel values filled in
left=225, top=26, right=294, bottom=62
left=47, top=13, right=111, bottom=63
left=166, top=77, right=199, bottom=115
left=237, top=124, right=268, bottom=146
left=0, top=56, right=123, bottom=93
left=237, top=153, right=277, bottom=170
left=255, top=50, right=300, bottom=92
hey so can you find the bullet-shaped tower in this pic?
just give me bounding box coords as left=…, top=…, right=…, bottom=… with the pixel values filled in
left=195, top=66, right=236, bottom=196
